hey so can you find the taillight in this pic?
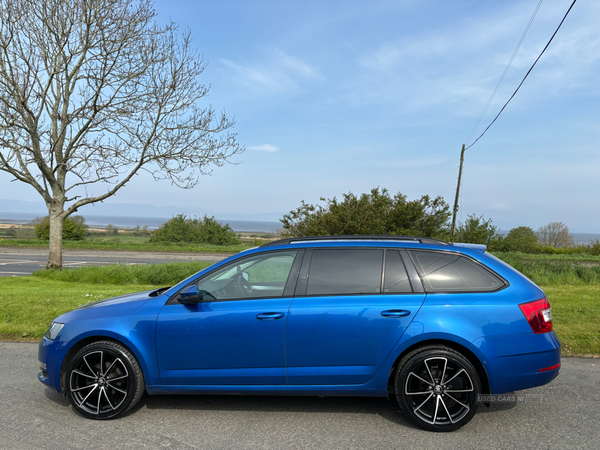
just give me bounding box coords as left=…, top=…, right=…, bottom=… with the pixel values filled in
left=519, top=297, right=553, bottom=334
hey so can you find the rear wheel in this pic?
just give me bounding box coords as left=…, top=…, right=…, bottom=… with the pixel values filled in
left=395, top=346, right=481, bottom=432
left=66, top=340, right=145, bottom=420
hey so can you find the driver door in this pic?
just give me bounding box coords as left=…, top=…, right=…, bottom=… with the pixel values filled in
left=156, top=250, right=301, bottom=386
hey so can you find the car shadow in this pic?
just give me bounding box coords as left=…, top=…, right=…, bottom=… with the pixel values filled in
left=133, top=393, right=421, bottom=428
left=43, top=386, right=517, bottom=425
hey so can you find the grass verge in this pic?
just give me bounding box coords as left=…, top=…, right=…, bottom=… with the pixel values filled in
left=545, top=285, right=600, bottom=357
left=31, top=261, right=213, bottom=285
left=1, top=264, right=598, bottom=356
left=0, top=238, right=249, bottom=253
left=0, top=277, right=159, bottom=340
left=493, top=253, right=600, bottom=285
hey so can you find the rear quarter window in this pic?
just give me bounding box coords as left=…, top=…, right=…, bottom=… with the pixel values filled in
left=409, top=250, right=505, bottom=293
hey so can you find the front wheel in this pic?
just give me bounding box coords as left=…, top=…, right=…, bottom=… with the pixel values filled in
left=395, top=346, right=481, bottom=432
left=66, top=340, right=145, bottom=420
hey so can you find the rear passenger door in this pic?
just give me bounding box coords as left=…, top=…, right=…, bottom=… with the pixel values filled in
left=285, top=248, right=426, bottom=385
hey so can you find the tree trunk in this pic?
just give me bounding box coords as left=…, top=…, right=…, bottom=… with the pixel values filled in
left=47, top=209, right=65, bottom=269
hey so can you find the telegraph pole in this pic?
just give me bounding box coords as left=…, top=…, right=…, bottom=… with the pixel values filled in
left=450, top=144, right=466, bottom=243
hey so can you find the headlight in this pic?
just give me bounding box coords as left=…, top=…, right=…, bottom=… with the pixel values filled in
left=45, top=322, right=65, bottom=341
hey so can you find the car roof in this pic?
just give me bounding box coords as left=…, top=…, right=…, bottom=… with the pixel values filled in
left=261, top=235, right=450, bottom=247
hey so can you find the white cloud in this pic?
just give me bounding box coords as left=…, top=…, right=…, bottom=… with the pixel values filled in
left=248, top=144, right=280, bottom=152
left=219, top=49, right=321, bottom=99
left=348, top=1, right=600, bottom=114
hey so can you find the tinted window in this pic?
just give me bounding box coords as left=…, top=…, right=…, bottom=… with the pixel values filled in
left=384, top=251, right=412, bottom=293
left=307, top=249, right=383, bottom=295
left=195, top=251, right=297, bottom=300
left=409, top=251, right=504, bottom=292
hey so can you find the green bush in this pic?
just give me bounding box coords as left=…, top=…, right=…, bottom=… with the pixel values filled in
left=150, top=214, right=240, bottom=245
left=453, top=214, right=505, bottom=250
left=588, top=239, right=600, bottom=256
left=280, top=187, right=451, bottom=238
left=503, top=226, right=539, bottom=253
left=33, top=215, right=88, bottom=240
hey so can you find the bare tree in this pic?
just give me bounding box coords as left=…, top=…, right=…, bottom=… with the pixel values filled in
left=0, top=0, right=243, bottom=268
left=536, top=222, right=574, bottom=248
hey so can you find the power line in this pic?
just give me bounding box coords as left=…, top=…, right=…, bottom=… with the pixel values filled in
left=465, top=0, right=544, bottom=146
left=465, top=0, right=578, bottom=151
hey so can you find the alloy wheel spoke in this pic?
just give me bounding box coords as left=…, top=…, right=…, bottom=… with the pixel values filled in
left=446, top=392, right=470, bottom=409
left=446, top=388, right=473, bottom=393
left=78, top=384, right=98, bottom=407
left=102, top=386, right=116, bottom=410
left=107, top=382, right=127, bottom=395
left=107, top=374, right=128, bottom=382
left=83, top=354, right=96, bottom=377
left=443, top=368, right=466, bottom=386
left=439, top=358, right=448, bottom=385
left=99, top=351, right=104, bottom=376
left=413, top=392, right=434, bottom=415
left=72, top=369, right=97, bottom=380
left=432, top=395, right=440, bottom=424
left=96, top=388, right=102, bottom=414
left=71, top=384, right=97, bottom=393
left=406, top=371, right=434, bottom=389
left=424, top=359, right=437, bottom=385
left=406, top=390, right=432, bottom=396
left=439, top=396, right=454, bottom=424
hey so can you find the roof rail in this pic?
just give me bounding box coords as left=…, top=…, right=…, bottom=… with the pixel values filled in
left=260, top=235, right=451, bottom=247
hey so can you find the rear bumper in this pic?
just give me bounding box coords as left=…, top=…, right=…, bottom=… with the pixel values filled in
left=470, top=331, right=561, bottom=394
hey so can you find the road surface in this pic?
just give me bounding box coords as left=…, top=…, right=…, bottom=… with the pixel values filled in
left=0, top=342, right=598, bottom=449
left=0, top=247, right=232, bottom=277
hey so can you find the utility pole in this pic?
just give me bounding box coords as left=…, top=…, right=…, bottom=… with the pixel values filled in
left=450, top=144, right=466, bottom=243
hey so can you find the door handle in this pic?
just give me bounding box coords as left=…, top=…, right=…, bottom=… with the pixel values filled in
left=381, top=310, right=411, bottom=318
left=256, top=312, right=285, bottom=320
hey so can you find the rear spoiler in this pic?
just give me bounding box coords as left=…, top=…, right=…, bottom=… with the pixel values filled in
left=453, top=243, right=487, bottom=252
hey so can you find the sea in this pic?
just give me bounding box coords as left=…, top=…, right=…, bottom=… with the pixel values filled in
left=0, top=212, right=282, bottom=234
left=1, top=212, right=598, bottom=243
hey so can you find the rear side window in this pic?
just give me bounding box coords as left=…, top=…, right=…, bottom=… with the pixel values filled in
left=409, top=250, right=504, bottom=292
left=307, top=249, right=383, bottom=295
left=384, top=251, right=412, bottom=293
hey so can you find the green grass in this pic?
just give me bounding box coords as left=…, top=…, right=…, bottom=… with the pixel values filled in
left=0, top=261, right=598, bottom=356
left=493, top=252, right=600, bottom=286
left=0, top=277, right=160, bottom=340
left=493, top=251, right=600, bottom=263
left=545, top=285, right=600, bottom=356
left=0, top=238, right=249, bottom=253
left=31, top=261, right=213, bottom=285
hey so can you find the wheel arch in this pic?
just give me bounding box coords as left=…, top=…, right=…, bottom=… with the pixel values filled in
left=387, top=339, right=490, bottom=397
left=60, top=334, right=148, bottom=394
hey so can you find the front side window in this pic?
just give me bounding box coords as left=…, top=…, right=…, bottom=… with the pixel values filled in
left=306, top=249, right=383, bottom=296
left=409, top=250, right=504, bottom=292
left=194, top=251, right=297, bottom=300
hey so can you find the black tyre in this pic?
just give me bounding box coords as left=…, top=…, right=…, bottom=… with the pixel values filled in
left=395, top=346, right=481, bottom=432
left=66, top=340, right=145, bottom=420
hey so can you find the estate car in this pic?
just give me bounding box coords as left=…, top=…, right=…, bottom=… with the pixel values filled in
left=38, top=236, right=561, bottom=431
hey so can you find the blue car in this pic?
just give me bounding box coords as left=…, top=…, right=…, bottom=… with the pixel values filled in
left=38, top=236, right=560, bottom=431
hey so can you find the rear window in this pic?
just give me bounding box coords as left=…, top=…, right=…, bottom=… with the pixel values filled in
left=409, top=250, right=504, bottom=292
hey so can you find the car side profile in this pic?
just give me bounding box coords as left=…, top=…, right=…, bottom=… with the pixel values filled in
left=38, top=236, right=561, bottom=431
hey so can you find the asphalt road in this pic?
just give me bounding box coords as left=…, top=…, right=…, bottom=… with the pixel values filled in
left=0, top=342, right=598, bottom=449
left=0, top=248, right=232, bottom=277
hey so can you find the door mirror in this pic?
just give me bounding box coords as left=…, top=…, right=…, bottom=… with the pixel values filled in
left=178, top=284, right=200, bottom=304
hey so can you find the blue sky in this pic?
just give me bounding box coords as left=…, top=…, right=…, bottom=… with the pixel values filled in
left=1, top=0, right=599, bottom=232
